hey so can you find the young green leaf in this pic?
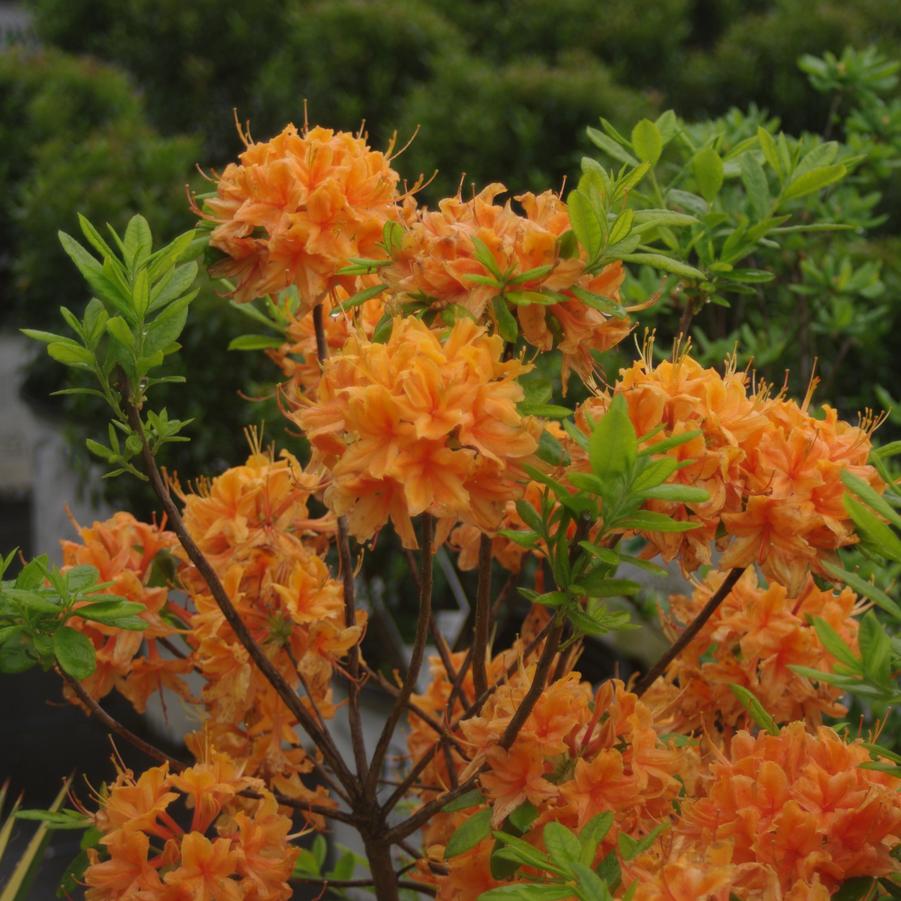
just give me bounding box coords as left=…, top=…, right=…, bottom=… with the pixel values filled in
left=445, top=809, right=492, bottom=858
left=53, top=627, right=96, bottom=680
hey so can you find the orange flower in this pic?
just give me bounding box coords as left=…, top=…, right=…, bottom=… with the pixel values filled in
left=383, top=184, right=637, bottom=385
left=203, top=123, right=405, bottom=306
left=86, top=756, right=298, bottom=901
left=292, top=316, right=541, bottom=547
left=162, top=832, right=242, bottom=900
left=679, top=723, right=901, bottom=892
left=644, top=569, right=861, bottom=732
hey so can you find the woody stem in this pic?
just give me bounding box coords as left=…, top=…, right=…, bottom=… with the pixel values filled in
left=367, top=514, right=434, bottom=799
left=312, top=300, right=370, bottom=783
left=633, top=566, right=745, bottom=696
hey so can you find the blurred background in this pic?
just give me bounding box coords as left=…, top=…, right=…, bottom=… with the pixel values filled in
left=0, top=0, right=899, bottom=894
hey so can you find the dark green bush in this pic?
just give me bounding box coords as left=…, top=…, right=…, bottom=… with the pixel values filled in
left=397, top=51, right=652, bottom=198
left=669, top=0, right=901, bottom=131
left=252, top=0, right=464, bottom=148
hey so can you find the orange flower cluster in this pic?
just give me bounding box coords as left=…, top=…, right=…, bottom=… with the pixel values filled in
left=383, top=184, right=635, bottom=383
left=408, top=631, right=695, bottom=898
left=645, top=569, right=861, bottom=732
left=668, top=723, right=901, bottom=895
left=292, top=315, right=542, bottom=548
left=579, top=353, right=882, bottom=592
left=176, top=450, right=359, bottom=814
left=204, top=124, right=403, bottom=306
left=60, top=512, right=192, bottom=713
left=84, top=752, right=297, bottom=900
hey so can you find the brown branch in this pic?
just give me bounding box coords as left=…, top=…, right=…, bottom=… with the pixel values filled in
left=366, top=515, right=434, bottom=796
left=62, top=667, right=357, bottom=825
left=313, top=300, right=369, bottom=784
left=291, top=874, right=437, bottom=896
left=124, top=399, right=359, bottom=803
left=472, top=534, right=493, bottom=699
left=498, top=620, right=562, bottom=750
left=633, top=567, right=745, bottom=696
left=362, top=664, right=469, bottom=757
left=60, top=669, right=187, bottom=771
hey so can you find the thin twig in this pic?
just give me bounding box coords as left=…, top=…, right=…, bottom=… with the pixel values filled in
left=362, top=664, right=469, bottom=757
left=366, top=515, right=434, bottom=796
left=633, top=567, right=745, bottom=696
left=313, top=301, right=369, bottom=784
left=60, top=669, right=187, bottom=771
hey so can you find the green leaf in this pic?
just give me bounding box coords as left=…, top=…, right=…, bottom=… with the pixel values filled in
left=586, top=127, right=639, bottom=166
left=507, top=801, right=539, bottom=834
left=20, top=329, right=67, bottom=345
left=637, top=484, right=710, bottom=504
left=757, top=128, right=782, bottom=176
left=144, top=297, right=191, bottom=356
left=568, top=190, right=604, bottom=260
left=572, top=862, right=613, bottom=899
left=638, top=429, right=702, bottom=456
left=334, top=282, right=388, bottom=313
left=499, top=530, right=540, bottom=549
left=812, top=617, right=860, bottom=671
left=844, top=495, right=901, bottom=562
left=858, top=612, right=892, bottom=685
left=832, top=877, right=877, bottom=901
left=0, top=778, right=71, bottom=901
left=631, top=119, right=663, bottom=165
left=617, top=822, right=669, bottom=861
left=519, top=403, right=572, bottom=419
left=543, top=821, right=581, bottom=866
left=106, top=316, right=135, bottom=350
left=46, top=342, right=94, bottom=369
left=616, top=511, right=699, bottom=533
left=692, top=147, right=724, bottom=203
left=492, top=296, right=519, bottom=343
left=588, top=394, right=637, bottom=483
left=841, top=471, right=901, bottom=529
left=620, top=253, right=704, bottom=280
left=124, top=215, right=152, bottom=268
left=471, top=235, right=502, bottom=279
left=148, top=261, right=198, bottom=313
left=728, top=684, right=779, bottom=735
left=53, top=627, right=96, bottom=680
left=821, top=562, right=901, bottom=620
left=445, top=809, right=491, bottom=858
left=575, top=575, right=640, bottom=598
left=227, top=334, right=285, bottom=351
left=740, top=153, right=770, bottom=219
left=480, top=887, right=574, bottom=900
left=579, top=812, right=614, bottom=864
left=442, top=789, right=484, bottom=813
left=537, top=430, right=571, bottom=467
left=492, top=832, right=562, bottom=875
left=781, top=164, right=846, bottom=201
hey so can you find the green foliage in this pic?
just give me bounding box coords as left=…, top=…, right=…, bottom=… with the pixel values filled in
left=502, top=397, right=709, bottom=641
left=0, top=551, right=147, bottom=680
left=252, top=0, right=464, bottom=147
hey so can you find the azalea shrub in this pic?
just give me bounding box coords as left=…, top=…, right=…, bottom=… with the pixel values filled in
left=1, top=107, right=900, bottom=901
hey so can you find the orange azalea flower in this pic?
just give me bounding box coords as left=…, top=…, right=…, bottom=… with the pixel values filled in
left=645, top=569, right=861, bottom=732
left=202, top=123, right=406, bottom=306
left=84, top=829, right=164, bottom=899
left=679, top=723, right=901, bottom=892
left=574, top=352, right=883, bottom=588
left=292, top=316, right=541, bottom=547
left=86, top=757, right=297, bottom=900
left=480, top=742, right=559, bottom=825
left=383, top=184, right=637, bottom=385
left=162, top=832, right=242, bottom=900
